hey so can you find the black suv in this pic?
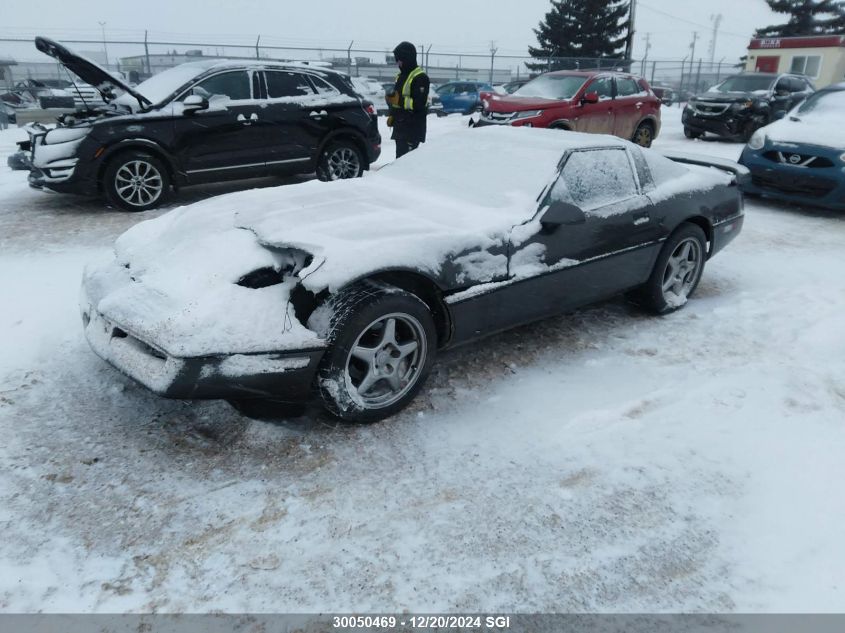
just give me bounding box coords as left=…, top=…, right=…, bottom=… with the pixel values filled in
left=22, top=37, right=381, bottom=211
left=683, top=72, right=814, bottom=141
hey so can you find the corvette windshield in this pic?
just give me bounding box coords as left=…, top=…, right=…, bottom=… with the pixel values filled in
left=513, top=75, right=587, bottom=100
left=709, top=75, right=774, bottom=93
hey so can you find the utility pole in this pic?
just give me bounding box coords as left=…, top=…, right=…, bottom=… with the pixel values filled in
left=641, top=33, right=651, bottom=76
left=489, top=41, right=497, bottom=85
left=98, top=21, right=109, bottom=67
left=709, top=14, right=723, bottom=65
left=625, top=0, right=638, bottom=61
left=143, top=30, right=151, bottom=76
left=347, top=40, right=354, bottom=76
left=689, top=31, right=699, bottom=78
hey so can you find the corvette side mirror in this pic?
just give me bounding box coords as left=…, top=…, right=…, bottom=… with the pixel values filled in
left=581, top=92, right=600, bottom=104
left=540, top=201, right=586, bottom=233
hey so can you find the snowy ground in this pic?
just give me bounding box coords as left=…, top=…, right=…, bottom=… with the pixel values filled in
left=1, top=109, right=844, bottom=613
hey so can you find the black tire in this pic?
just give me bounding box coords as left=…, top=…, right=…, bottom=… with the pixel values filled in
left=316, top=140, right=365, bottom=182
left=633, top=121, right=655, bottom=148
left=312, top=281, right=437, bottom=423
left=103, top=151, right=170, bottom=212
left=683, top=126, right=702, bottom=140
left=633, top=223, right=707, bottom=315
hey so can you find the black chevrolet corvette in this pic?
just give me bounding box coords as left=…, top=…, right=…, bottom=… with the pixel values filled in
left=81, top=128, right=746, bottom=422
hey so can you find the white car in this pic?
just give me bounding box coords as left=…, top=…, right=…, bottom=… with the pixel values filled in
left=350, top=76, right=386, bottom=106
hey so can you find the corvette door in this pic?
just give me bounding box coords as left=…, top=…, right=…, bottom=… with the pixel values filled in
left=449, top=147, right=658, bottom=344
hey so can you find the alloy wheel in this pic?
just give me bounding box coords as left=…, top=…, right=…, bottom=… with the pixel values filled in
left=114, top=160, right=164, bottom=207
left=661, top=237, right=703, bottom=305
left=327, top=147, right=361, bottom=180
left=634, top=125, right=653, bottom=147
left=344, top=313, right=427, bottom=409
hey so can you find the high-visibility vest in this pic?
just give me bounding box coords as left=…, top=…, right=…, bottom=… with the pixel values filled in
left=399, top=67, right=426, bottom=110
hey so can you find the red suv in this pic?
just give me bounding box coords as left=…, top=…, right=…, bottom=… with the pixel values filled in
left=475, top=71, right=661, bottom=147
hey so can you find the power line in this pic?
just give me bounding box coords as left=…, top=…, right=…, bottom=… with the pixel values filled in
left=637, top=2, right=750, bottom=39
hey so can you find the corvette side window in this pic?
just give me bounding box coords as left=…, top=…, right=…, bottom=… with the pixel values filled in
left=560, top=149, right=638, bottom=209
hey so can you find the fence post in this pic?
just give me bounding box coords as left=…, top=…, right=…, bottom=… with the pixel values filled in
left=144, top=30, right=151, bottom=75
left=695, top=58, right=702, bottom=92
left=489, top=45, right=497, bottom=85
left=347, top=40, right=354, bottom=76
left=650, top=60, right=656, bottom=84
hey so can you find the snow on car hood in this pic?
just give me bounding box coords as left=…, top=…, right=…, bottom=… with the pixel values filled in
left=85, top=127, right=627, bottom=356
left=763, top=113, right=845, bottom=151
left=117, top=126, right=610, bottom=294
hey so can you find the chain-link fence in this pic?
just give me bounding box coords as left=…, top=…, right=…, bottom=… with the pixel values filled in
left=0, top=35, right=742, bottom=94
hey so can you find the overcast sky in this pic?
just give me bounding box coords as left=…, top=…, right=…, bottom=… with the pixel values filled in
left=2, top=0, right=779, bottom=64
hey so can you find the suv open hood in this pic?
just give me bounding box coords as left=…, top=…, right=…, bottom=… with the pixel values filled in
left=35, top=36, right=151, bottom=109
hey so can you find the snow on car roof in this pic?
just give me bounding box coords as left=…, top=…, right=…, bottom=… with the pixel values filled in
left=127, top=59, right=345, bottom=106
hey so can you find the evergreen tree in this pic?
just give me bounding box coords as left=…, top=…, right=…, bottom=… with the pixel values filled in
left=527, top=0, right=631, bottom=72
left=755, top=0, right=845, bottom=37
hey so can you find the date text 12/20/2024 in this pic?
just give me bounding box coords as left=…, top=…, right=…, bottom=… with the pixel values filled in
left=332, top=615, right=512, bottom=630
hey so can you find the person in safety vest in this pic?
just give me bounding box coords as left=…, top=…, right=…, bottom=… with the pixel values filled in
left=386, top=41, right=430, bottom=158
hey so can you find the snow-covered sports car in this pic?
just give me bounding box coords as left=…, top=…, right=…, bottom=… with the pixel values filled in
left=81, top=127, right=746, bottom=422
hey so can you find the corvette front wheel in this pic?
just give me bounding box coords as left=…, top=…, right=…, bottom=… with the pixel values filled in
left=313, top=282, right=437, bottom=423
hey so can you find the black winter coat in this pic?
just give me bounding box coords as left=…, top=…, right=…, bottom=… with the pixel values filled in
left=391, top=66, right=430, bottom=143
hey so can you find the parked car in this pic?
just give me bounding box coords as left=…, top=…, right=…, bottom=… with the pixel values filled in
left=350, top=76, right=386, bottom=112
left=434, top=81, right=494, bottom=114
left=651, top=85, right=676, bottom=106
left=738, top=82, right=845, bottom=210
left=683, top=72, right=814, bottom=141
left=10, top=78, right=71, bottom=103
left=81, top=127, right=745, bottom=423
left=22, top=37, right=381, bottom=211
left=475, top=71, right=662, bottom=147
left=493, top=79, right=530, bottom=95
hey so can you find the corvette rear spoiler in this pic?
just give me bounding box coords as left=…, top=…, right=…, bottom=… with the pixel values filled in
left=661, top=152, right=750, bottom=186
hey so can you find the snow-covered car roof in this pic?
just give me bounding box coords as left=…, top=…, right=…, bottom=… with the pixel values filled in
left=121, top=59, right=347, bottom=107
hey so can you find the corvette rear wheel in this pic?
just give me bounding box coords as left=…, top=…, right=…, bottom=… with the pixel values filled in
left=633, top=223, right=707, bottom=314
left=314, top=281, right=436, bottom=423
left=104, top=151, right=170, bottom=212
